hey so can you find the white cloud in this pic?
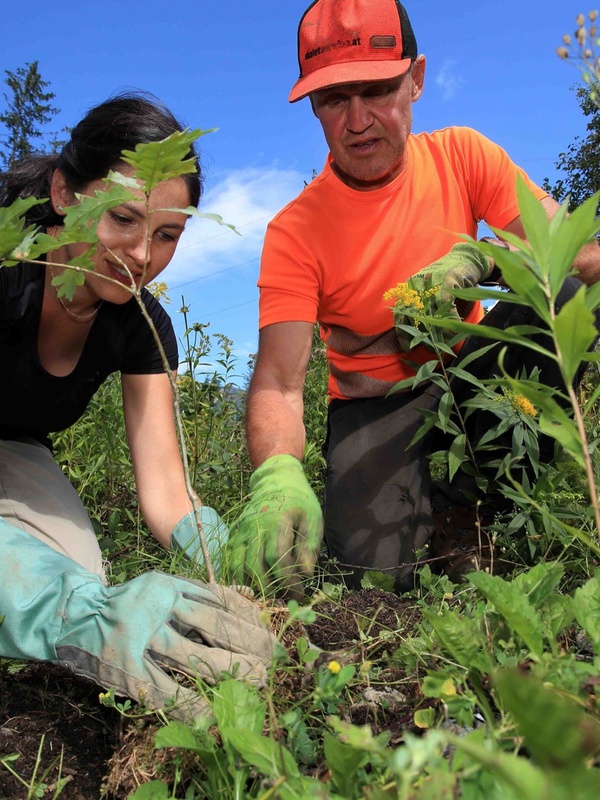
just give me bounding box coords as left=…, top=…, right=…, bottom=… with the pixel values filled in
left=165, top=165, right=305, bottom=287
left=435, top=60, right=464, bottom=101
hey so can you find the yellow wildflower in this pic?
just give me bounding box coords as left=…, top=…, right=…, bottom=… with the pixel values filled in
left=147, top=280, right=171, bottom=303
left=327, top=660, right=342, bottom=674
left=512, top=394, right=538, bottom=418
left=383, top=283, right=426, bottom=311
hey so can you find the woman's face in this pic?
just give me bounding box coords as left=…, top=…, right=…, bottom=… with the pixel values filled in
left=53, top=166, right=191, bottom=305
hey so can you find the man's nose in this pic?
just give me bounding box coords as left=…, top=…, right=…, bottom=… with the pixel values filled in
left=345, top=96, right=373, bottom=133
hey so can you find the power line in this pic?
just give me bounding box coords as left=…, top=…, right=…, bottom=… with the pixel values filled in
left=170, top=255, right=259, bottom=290
left=172, top=297, right=257, bottom=325
left=179, top=212, right=274, bottom=251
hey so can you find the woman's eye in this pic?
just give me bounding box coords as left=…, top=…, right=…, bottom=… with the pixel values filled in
left=110, top=211, right=133, bottom=225
left=157, top=230, right=177, bottom=243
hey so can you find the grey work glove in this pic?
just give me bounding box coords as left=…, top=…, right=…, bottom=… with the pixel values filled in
left=0, top=519, right=275, bottom=722
left=393, top=242, right=493, bottom=351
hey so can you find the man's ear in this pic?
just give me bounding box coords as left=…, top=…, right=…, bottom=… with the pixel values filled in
left=49, top=169, right=75, bottom=216
left=411, top=55, right=426, bottom=102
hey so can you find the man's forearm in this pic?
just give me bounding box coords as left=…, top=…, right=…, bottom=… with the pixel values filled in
left=573, top=239, right=600, bottom=286
left=246, top=382, right=306, bottom=469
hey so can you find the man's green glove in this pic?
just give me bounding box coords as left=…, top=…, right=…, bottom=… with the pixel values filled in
left=393, top=242, right=492, bottom=351
left=170, top=506, right=229, bottom=571
left=0, top=519, right=275, bottom=723
left=227, top=455, right=324, bottom=599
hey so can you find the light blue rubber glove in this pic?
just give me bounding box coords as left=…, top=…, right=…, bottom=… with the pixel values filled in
left=0, top=519, right=275, bottom=722
left=170, top=506, right=229, bottom=571
left=227, top=455, right=324, bottom=599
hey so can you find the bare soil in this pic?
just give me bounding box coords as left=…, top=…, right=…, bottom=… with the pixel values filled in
left=0, top=588, right=424, bottom=799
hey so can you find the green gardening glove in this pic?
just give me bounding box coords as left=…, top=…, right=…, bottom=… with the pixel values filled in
left=394, top=242, right=492, bottom=351
left=227, top=455, right=324, bottom=599
left=0, top=519, right=275, bottom=723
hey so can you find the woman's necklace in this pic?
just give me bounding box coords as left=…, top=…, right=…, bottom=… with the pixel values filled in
left=47, top=251, right=103, bottom=324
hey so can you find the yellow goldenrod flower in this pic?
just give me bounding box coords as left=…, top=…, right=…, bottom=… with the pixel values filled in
left=383, top=283, right=425, bottom=310
left=327, top=660, right=342, bottom=674
left=512, top=394, right=538, bottom=418
left=147, top=280, right=171, bottom=302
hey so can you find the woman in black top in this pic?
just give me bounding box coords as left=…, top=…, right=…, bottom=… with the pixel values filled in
left=0, top=94, right=274, bottom=721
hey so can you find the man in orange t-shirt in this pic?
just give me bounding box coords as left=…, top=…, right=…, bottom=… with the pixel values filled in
left=229, top=0, right=600, bottom=595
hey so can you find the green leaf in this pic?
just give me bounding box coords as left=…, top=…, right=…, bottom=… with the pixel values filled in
left=548, top=191, right=600, bottom=296
left=485, top=248, right=551, bottom=322
left=190, top=208, right=240, bottom=235
left=497, top=371, right=584, bottom=467
left=494, top=668, right=600, bottom=769
left=64, top=183, right=137, bottom=239
left=224, top=728, right=300, bottom=779
left=449, top=728, right=547, bottom=799
left=0, top=197, right=44, bottom=262
left=584, top=280, right=600, bottom=312
left=49, top=265, right=86, bottom=300
left=361, top=570, right=395, bottom=591
left=129, top=781, right=170, bottom=800
left=287, top=599, right=317, bottom=624
left=447, top=341, right=499, bottom=373
left=212, top=679, right=265, bottom=735
left=422, top=317, right=556, bottom=361
left=538, top=414, right=585, bottom=468
left=573, top=573, right=600, bottom=654
left=448, top=433, right=466, bottom=481
left=511, top=561, right=564, bottom=608
left=553, top=286, right=597, bottom=386
left=515, top=175, right=553, bottom=276
left=426, top=610, right=492, bottom=674
left=120, top=129, right=205, bottom=193
left=468, top=571, right=545, bottom=658
left=328, top=717, right=390, bottom=752
left=323, top=731, right=368, bottom=796
left=154, top=721, right=204, bottom=752
left=437, top=391, right=454, bottom=433
left=414, top=708, right=436, bottom=729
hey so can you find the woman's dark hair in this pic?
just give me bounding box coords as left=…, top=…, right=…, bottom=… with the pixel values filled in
left=0, top=92, right=202, bottom=228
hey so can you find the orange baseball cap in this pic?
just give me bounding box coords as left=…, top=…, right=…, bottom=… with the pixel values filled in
left=289, top=0, right=418, bottom=103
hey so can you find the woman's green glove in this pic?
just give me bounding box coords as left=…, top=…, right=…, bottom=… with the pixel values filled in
left=394, top=242, right=492, bottom=351
left=227, top=455, right=324, bottom=599
left=0, top=520, right=275, bottom=723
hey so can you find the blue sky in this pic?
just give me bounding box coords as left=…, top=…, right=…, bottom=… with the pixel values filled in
left=1, top=0, right=590, bottom=382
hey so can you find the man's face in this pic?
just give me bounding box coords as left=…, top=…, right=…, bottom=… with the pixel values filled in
left=311, top=57, right=425, bottom=191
